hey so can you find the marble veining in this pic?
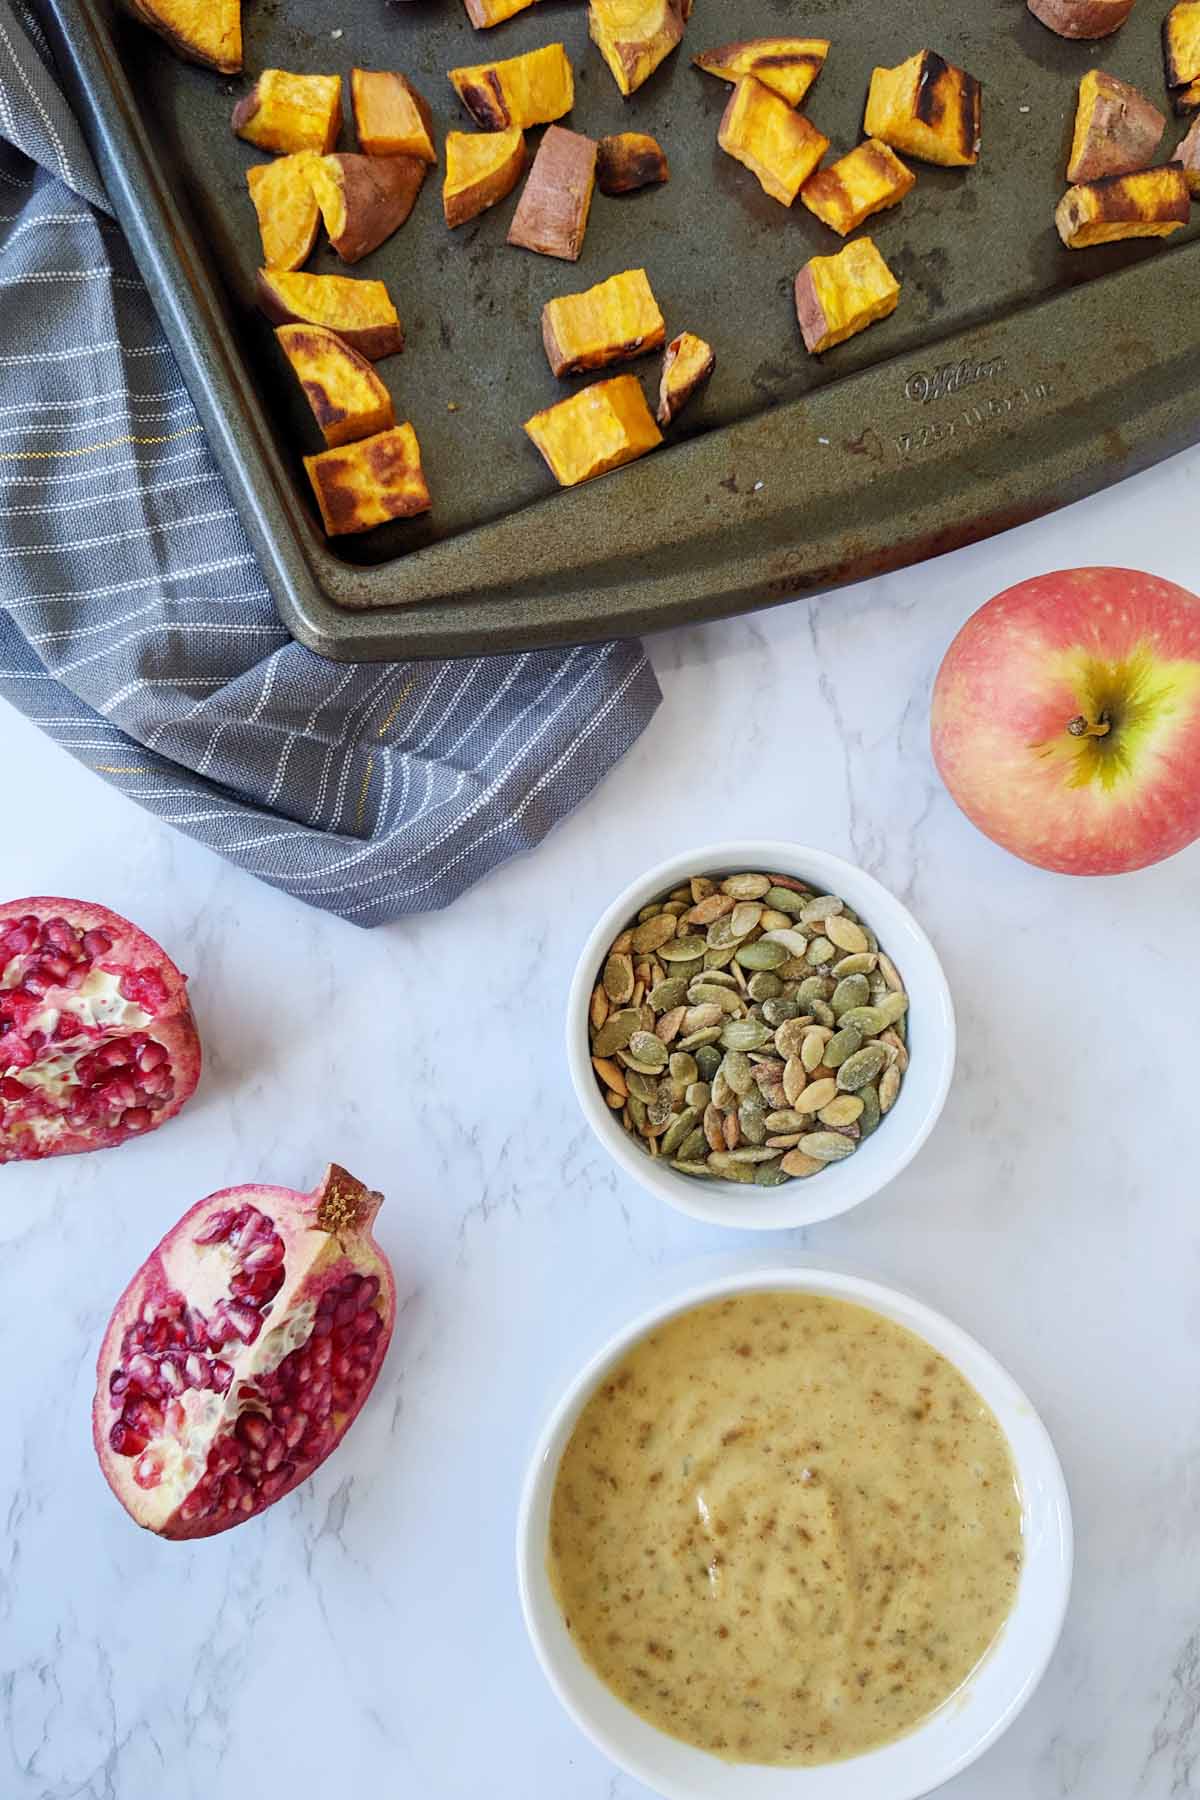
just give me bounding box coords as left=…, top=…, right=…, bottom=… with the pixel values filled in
left=3, top=442, right=1199, bottom=1797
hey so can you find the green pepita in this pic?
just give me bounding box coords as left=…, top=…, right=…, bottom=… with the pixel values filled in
left=837, top=1044, right=888, bottom=1091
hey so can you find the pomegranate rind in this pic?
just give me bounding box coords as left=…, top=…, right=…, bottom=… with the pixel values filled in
left=0, top=897, right=201, bottom=1163
left=93, top=1167, right=396, bottom=1540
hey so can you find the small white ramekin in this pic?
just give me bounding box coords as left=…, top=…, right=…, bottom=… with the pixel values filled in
left=566, top=842, right=955, bottom=1229
left=517, top=1265, right=1073, bottom=1800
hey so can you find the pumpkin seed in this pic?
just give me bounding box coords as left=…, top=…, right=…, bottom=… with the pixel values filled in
left=648, top=975, right=688, bottom=1013
left=763, top=886, right=808, bottom=918
left=724, top=1146, right=780, bottom=1164
left=703, top=1103, right=726, bottom=1152
left=592, top=1008, right=640, bottom=1056
left=857, top=1085, right=881, bottom=1138
left=676, top=1025, right=724, bottom=1051
left=825, top=915, right=869, bottom=954
left=797, top=976, right=834, bottom=1004
left=629, top=1031, right=667, bottom=1071
left=688, top=983, right=743, bottom=1015
left=670, top=1159, right=713, bottom=1177
left=705, top=1153, right=756, bottom=1183
left=735, top=939, right=787, bottom=971
left=661, top=1108, right=700, bottom=1157
left=761, top=996, right=800, bottom=1027
left=764, top=1108, right=810, bottom=1133
left=836, top=1005, right=887, bottom=1037
left=681, top=1002, right=723, bottom=1034
left=831, top=974, right=871, bottom=1017
left=658, top=935, right=706, bottom=963
left=794, top=1077, right=837, bottom=1114
left=877, top=951, right=903, bottom=993
left=831, top=952, right=877, bottom=978
left=626, top=1069, right=658, bottom=1103
left=806, top=936, right=836, bottom=967
left=720, top=1019, right=770, bottom=1052
left=669, top=1051, right=698, bottom=1086
left=720, top=873, right=772, bottom=898
left=809, top=999, right=836, bottom=1027
left=721, top=1050, right=754, bottom=1096
left=691, top=876, right=716, bottom=901
left=603, top=952, right=634, bottom=1003
left=879, top=1065, right=901, bottom=1113
left=729, top=901, right=763, bottom=940
left=590, top=985, right=609, bottom=1030
left=797, top=1131, right=856, bottom=1161
left=819, top=1094, right=864, bottom=1127
left=800, top=895, right=844, bottom=925
left=684, top=893, right=735, bottom=927
left=754, top=1163, right=790, bottom=1187
left=631, top=913, right=677, bottom=955
left=738, top=1097, right=768, bottom=1144
left=800, top=1031, right=828, bottom=1073
left=747, top=971, right=783, bottom=1001
left=876, top=991, right=910, bottom=1027
left=655, top=1006, right=685, bottom=1044
left=824, top=1024, right=863, bottom=1069
left=695, top=1044, right=722, bottom=1082
left=783, top=1057, right=807, bottom=1107
left=686, top=1081, right=711, bottom=1111
left=758, top=927, right=810, bottom=958
left=781, top=1150, right=824, bottom=1177
left=837, top=1044, right=888, bottom=1091
left=677, top=1128, right=708, bottom=1162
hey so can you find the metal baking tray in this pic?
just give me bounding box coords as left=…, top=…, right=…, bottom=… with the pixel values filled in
left=37, top=0, right=1200, bottom=660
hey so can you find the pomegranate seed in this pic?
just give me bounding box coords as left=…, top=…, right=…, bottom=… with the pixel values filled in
left=109, top=1370, right=129, bottom=1397
left=159, top=1360, right=184, bottom=1394
left=210, top=1361, right=233, bottom=1393
left=356, top=1276, right=380, bottom=1310
left=193, top=1210, right=234, bottom=1246
left=241, top=1239, right=285, bottom=1272
left=184, top=1353, right=208, bottom=1389
left=110, top=1421, right=148, bottom=1457
left=97, top=1041, right=131, bottom=1069
left=179, top=1492, right=206, bottom=1521
left=1, top=1077, right=27, bottom=1101
left=127, top=1352, right=156, bottom=1385
left=122, top=1108, right=152, bottom=1132
left=43, top=919, right=79, bottom=951
left=283, top=1412, right=308, bottom=1449
left=133, top=1451, right=163, bottom=1490
left=334, top=1296, right=358, bottom=1328
left=208, top=1438, right=242, bottom=1477
left=311, top=1312, right=333, bottom=1339
left=262, top=1433, right=286, bottom=1474
left=354, top=1308, right=381, bottom=1337
left=237, top=1413, right=270, bottom=1450
left=313, top=1337, right=333, bottom=1369
left=82, top=929, right=113, bottom=957
left=137, top=1041, right=169, bottom=1072
left=40, top=954, right=73, bottom=981
left=223, top=1302, right=263, bottom=1345
left=337, top=1273, right=362, bottom=1299
left=258, top=1466, right=293, bottom=1503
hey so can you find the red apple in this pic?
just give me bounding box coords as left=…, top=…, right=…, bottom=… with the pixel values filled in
left=931, top=567, right=1200, bottom=875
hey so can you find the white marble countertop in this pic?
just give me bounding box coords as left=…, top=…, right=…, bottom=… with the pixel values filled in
left=4, top=448, right=1199, bottom=1800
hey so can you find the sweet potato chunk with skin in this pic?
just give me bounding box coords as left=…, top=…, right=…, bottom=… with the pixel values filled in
left=309, top=154, right=426, bottom=264
left=795, top=238, right=900, bottom=355
left=524, top=376, right=661, bottom=487
left=1027, top=0, right=1135, bottom=37
left=597, top=133, right=669, bottom=194
left=719, top=77, right=829, bottom=206
left=542, top=269, right=665, bottom=376
left=247, top=153, right=320, bottom=271
left=801, top=139, right=914, bottom=236
left=1176, top=113, right=1200, bottom=190
left=351, top=71, right=436, bottom=163
left=589, top=0, right=689, bottom=97
left=657, top=332, right=714, bottom=425
left=1165, top=4, right=1200, bottom=107
left=305, top=425, right=430, bottom=535
left=508, top=126, right=597, bottom=261
left=864, top=51, right=981, bottom=168
left=1055, top=165, right=1190, bottom=245
left=464, top=0, right=538, bottom=24
left=449, top=43, right=574, bottom=131
left=277, top=324, right=395, bottom=448
left=693, top=39, right=829, bottom=109
left=256, top=270, right=404, bottom=361
left=1067, top=71, right=1164, bottom=183
left=444, top=129, right=526, bottom=226
left=233, top=72, right=342, bottom=156
left=120, top=0, right=241, bottom=71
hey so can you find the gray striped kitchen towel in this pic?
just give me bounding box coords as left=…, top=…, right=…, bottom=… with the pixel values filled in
left=0, top=3, right=660, bottom=925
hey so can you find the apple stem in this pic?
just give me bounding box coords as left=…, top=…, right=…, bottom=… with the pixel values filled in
left=1067, top=714, right=1111, bottom=740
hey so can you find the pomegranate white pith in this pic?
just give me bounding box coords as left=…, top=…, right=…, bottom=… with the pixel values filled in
left=0, top=898, right=201, bottom=1163
left=94, top=1165, right=396, bottom=1539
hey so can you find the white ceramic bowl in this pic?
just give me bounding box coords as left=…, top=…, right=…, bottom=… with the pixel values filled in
left=517, top=1266, right=1073, bottom=1800
left=567, top=842, right=955, bottom=1229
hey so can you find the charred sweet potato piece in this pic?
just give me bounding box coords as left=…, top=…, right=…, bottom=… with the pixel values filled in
left=1027, top=0, right=1135, bottom=37
left=657, top=332, right=714, bottom=425
left=233, top=71, right=343, bottom=156
left=304, top=424, right=430, bottom=535
left=508, top=126, right=597, bottom=261
left=449, top=43, right=574, bottom=131
left=1067, top=70, right=1164, bottom=182
left=277, top=324, right=395, bottom=448
left=801, top=139, right=914, bottom=235
left=351, top=70, right=436, bottom=163
left=1176, top=113, right=1200, bottom=190
left=794, top=237, right=900, bottom=355
left=718, top=76, right=829, bottom=206
left=524, top=376, right=661, bottom=486
left=119, top=0, right=241, bottom=72
left=464, top=0, right=538, bottom=24
left=247, top=152, right=320, bottom=271
left=443, top=128, right=526, bottom=225
left=1055, top=165, right=1190, bottom=245
left=542, top=268, right=665, bottom=376
left=256, top=270, right=404, bottom=361
left=309, top=154, right=426, bottom=263
left=864, top=51, right=981, bottom=168
left=589, top=0, right=689, bottom=97
left=693, top=38, right=829, bottom=108
left=597, top=132, right=669, bottom=194
left=1164, top=3, right=1200, bottom=105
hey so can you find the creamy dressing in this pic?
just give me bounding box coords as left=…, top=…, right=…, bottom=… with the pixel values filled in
left=548, top=1292, right=1022, bottom=1767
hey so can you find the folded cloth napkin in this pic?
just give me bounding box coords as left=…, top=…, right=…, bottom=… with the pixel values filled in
left=0, top=2, right=661, bottom=925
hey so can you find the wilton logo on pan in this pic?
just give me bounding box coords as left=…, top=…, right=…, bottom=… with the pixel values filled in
left=905, top=357, right=1005, bottom=405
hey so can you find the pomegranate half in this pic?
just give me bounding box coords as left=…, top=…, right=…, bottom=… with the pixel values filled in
left=1, top=897, right=201, bottom=1163
left=94, top=1165, right=396, bottom=1539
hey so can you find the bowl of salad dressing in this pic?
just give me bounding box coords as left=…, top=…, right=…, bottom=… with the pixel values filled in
left=517, top=1267, right=1071, bottom=1800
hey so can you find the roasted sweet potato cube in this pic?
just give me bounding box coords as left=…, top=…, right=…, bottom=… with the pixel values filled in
left=1176, top=113, right=1200, bottom=190
left=443, top=128, right=526, bottom=226
left=524, top=376, right=662, bottom=487
left=309, top=154, right=426, bottom=263
left=1067, top=71, right=1164, bottom=183
left=233, top=71, right=343, bottom=156
left=508, top=126, right=597, bottom=261
left=1164, top=2, right=1200, bottom=94
left=864, top=51, right=981, bottom=168
left=693, top=38, right=829, bottom=108
left=1055, top=165, right=1190, bottom=245
left=657, top=332, right=714, bottom=424
left=256, top=270, right=404, bottom=361
left=794, top=238, right=900, bottom=355
left=449, top=43, right=574, bottom=130
left=596, top=132, right=669, bottom=194
left=305, top=424, right=430, bottom=535
left=800, top=139, right=914, bottom=235
left=351, top=70, right=436, bottom=163
left=718, top=77, right=829, bottom=206
left=1027, top=0, right=1135, bottom=37
left=277, top=323, right=395, bottom=448
left=247, top=152, right=320, bottom=271
left=589, top=0, right=689, bottom=97
left=542, top=269, right=665, bottom=376
left=464, top=0, right=538, bottom=24
left=120, top=0, right=241, bottom=71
